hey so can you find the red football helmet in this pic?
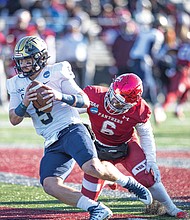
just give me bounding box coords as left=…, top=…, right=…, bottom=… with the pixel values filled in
left=104, top=73, right=143, bottom=115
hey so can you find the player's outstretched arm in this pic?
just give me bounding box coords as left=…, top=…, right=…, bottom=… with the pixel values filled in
left=135, top=121, right=161, bottom=182
left=42, top=86, right=90, bottom=108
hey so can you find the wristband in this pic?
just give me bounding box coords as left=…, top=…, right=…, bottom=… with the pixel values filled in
left=61, top=94, right=84, bottom=107
left=61, top=94, right=75, bottom=106
left=15, top=102, right=27, bottom=117
left=75, top=94, right=85, bottom=108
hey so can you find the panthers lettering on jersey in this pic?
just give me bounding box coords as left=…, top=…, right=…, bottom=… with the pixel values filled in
left=83, top=85, right=151, bottom=146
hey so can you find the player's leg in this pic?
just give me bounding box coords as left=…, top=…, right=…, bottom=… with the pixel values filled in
left=148, top=182, right=189, bottom=218
left=40, top=146, right=78, bottom=205
left=40, top=141, right=112, bottom=220
left=175, top=88, right=189, bottom=119
left=68, top=124, right=152, bottom=205
left=121, top=140, right=188, bottom=218
left=81, top=173, right=105, bottom=201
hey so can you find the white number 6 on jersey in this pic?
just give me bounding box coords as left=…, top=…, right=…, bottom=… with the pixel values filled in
left=100, top=120, right=116, bottom=135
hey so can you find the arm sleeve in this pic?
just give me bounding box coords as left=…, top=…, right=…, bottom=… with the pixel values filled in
left=135, top=120, right=157, bottom=162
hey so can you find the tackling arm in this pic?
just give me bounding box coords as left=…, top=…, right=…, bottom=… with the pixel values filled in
left=61, top=92, right=90, bottom=108
left=135, top=120, right=161, bottom=182
left=135, top=120, right=156, bottom=162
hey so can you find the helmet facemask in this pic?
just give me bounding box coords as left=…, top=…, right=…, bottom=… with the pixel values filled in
left=104, top=84, right=136, bottom=115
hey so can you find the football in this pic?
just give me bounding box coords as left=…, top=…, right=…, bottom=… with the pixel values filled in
left=29, top=81, right=53, bottom=113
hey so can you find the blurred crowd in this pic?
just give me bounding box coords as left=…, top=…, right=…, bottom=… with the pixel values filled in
left=0, top=0, right=190, bottom=123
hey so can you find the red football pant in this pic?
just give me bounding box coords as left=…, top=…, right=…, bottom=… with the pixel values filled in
left=81, top=138, right=155, bottom=201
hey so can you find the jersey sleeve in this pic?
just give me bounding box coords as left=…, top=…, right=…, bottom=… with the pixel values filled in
left=83, top=85, right=93, bottom=96
left=83, top=85, right=107, bottom=97
left=6, top=77, right=15, bottom=95
left=6, top=77, right=21, bottom=110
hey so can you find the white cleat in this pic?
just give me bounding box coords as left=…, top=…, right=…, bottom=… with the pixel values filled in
left=88, top=202, right=113, bottom=220
left=124, top=176, right=153, bottom=205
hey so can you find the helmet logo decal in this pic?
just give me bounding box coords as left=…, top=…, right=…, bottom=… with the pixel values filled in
left=43, top=71, right=50, bottom=78
left=115, top=88, right=120, bottom=94
left=25, top=42, right=33, bottom=52
left=122, top=115, right=130, bottom=121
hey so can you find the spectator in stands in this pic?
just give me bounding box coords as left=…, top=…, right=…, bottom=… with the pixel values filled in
left=98, top=3, right=119, bottom=48
left=5, top=0, right=22, bottom=15
left=6, top=9, right=34, bottom=78
left=112, top=10, right=138, bottom=76
left=56, top=18, right=89, bottom=88
left=34, top=17, right=56, bottom=64
left=46, top=0, right=68, bottom=34
left=0, top=18, right=8, bottom=106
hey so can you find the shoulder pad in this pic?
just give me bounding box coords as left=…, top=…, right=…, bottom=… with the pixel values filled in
left=52, top=61, right=75, bottom=80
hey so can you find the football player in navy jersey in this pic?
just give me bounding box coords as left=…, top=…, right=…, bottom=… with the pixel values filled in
left=7, top=36, right=153, bottom=220
left=80, top=73, right=188, bottom=219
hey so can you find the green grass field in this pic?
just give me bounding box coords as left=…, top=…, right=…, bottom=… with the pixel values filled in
left=1, top=110, right=190, bottom=148
left=0, top=109, right=190, bottom=219
left=1, top=182, right=187, bottom=220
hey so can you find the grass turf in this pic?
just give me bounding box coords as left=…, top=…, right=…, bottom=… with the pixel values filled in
left=0, top=183, right=189, bottom=219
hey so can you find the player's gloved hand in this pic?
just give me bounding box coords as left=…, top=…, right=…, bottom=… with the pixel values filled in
left=145, top=161, right=161, bottom=182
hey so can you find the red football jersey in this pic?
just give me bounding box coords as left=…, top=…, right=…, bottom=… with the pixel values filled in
left=84, top=85, right=151, bottom=146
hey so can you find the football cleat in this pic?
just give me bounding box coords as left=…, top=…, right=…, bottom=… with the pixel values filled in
left=124, top=176, right=153, bottom=205
left=167, top=207, right=189, bottom=219
left=88, top=202, right=113, bottom=220
left=177, top=211, right=189, bottom=219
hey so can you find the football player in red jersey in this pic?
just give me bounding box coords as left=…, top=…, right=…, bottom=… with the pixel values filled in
left=80, top=73, right=188, bottom=219
left=163, top=42, right=190, bottom=119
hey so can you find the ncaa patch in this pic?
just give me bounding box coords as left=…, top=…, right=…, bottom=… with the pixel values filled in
left=43, top=71, right=50, bottom=78
left=90, top=107, right=98, bottom=114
